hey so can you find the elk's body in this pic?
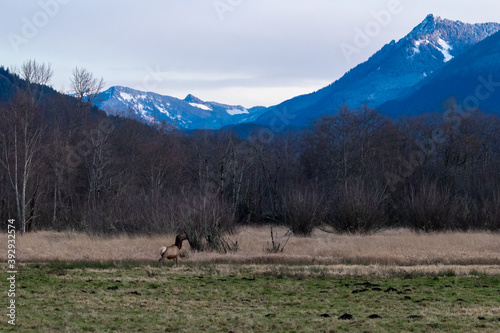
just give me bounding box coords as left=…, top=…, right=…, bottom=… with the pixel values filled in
left=159, top=235, right=187, bottom=265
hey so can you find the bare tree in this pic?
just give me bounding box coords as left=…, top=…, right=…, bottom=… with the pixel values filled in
left=70, top=67, right=105, bottom=116
left=20, top=60, right=53, bottom=97
left=0, top=60, right=52, bottom=233
left=68, top=67, right=109, bottom=211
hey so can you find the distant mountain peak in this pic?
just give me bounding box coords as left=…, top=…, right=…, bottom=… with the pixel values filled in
left=184, top=94, right=204, bottom=104
left=422, top=13, right=440, bottom=26
left=406, top=14, right=500, bottom=43
left=95, top=86, right=267, bottom=129
left=407, top=14, right=448, bottom=39
left=402, top=15, right=500, bottom=63
left=379, top=28, right=500, bottom=117
left=254, top=15, right=500, bottom=127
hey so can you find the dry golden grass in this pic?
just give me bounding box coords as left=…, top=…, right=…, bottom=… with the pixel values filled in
left=5, top=226, right=500, bottom=271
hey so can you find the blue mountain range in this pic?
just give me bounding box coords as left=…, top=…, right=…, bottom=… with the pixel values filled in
left=95, top=14, right=500, bottom=130
left=253, top=14, right=500, bottom=127
left=96, top=86, right=267, bottom=129
left=378, top=24, right=500, bottom=117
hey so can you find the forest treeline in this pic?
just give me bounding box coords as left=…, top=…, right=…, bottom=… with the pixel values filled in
left=1, top=62, right=500, bottom=251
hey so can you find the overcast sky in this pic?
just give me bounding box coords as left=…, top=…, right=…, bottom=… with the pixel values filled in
left=2, top=0, right=500, bottom=107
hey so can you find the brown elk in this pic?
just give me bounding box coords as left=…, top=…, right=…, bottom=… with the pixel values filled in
left=159, top=235, right=188, bottom=266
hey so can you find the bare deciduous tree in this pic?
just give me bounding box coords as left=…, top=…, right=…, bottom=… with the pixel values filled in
left=0, top=60, right=52, bottom=233
left=70, top=67, right=105, bottom=114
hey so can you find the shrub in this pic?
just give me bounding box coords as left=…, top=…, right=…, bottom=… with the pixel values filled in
left=482, top=192, right=500, bottom=230
left=325, top=180, right=388, bottom=234
left=398, top=180, right=457, bottom=232
left=282, top=186, right=325, bottom=236
left=453, top=195, right=481, bottom=230
left=176, top=194, right=236, bottom=252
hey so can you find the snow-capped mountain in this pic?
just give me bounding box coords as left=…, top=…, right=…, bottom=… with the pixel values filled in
left=253, top=14, right=500, bottom=127
left=96, top=86, right=267, bottom=129
left=95, top=15, right=500, bottom=130
left=379, top=29, right=500, bottom=116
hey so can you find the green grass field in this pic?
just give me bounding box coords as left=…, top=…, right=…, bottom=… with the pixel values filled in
left=2, top=262, right=500, bottom=332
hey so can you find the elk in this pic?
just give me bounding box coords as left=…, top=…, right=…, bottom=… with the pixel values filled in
left=159, top=235, right=188, bottom=266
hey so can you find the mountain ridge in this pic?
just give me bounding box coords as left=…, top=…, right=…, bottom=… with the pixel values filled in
left=95, top=14, right=500, bottom=130
left=96, top=86, right=268, bottom=129
left=252, top=14, right=500, bottom=127
left=378, top=29, right=500, bottom=116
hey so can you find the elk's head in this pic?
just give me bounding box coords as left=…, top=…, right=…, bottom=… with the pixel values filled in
left=175, top=235, right=188, bottom=248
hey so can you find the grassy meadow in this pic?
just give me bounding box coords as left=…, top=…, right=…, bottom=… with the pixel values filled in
left=9, top=226, right=500, bottom=265
left=2, top=227, right=500, bottom=332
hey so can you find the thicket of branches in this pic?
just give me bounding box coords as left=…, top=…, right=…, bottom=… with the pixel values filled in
left=1, top=63, right=500, bottom=249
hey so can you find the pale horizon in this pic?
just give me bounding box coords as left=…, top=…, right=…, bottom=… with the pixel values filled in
left=2, top=0, right=500, bottom=107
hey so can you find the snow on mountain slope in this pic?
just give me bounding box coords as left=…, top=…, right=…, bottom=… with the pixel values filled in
left=226, top=108, right=249, bottom=116
left=189, top=103, right=213, bottom=111
left=95, top=15, right=500, bottom=131
left=253, top=14, right=500, bottom=127
left=379, top=29, right=500, bottom=117
left=95, top=87, right=267, bottom=129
